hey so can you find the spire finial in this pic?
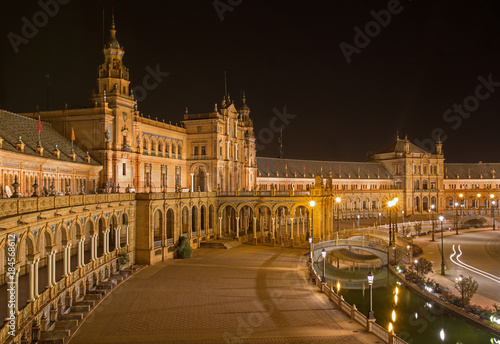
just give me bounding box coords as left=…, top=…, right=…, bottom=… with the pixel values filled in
left=110, top=12, right=117, bottom=39
left=185, top=106, right=189, bottom=114
left=396, top=131, right=399, bottom=140
left=242, top=90, right=246, bottom=102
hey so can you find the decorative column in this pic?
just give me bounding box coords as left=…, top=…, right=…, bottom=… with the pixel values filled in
left=190, top=173, right=194, bottom=192
left=34, top=258, right=40, bottom=298
left=28, top=260, right=35, bottom=302
left=77, top=239, right=84, bottom=268
left=51, top=251, right=56, bottom=285
left=46, top=252, right=53, bottom=288
left=290, top=217, right=295, bottom=240
left=80, top=239, right=85, bottom=266
left=236, top=217, right=240, bottom=238
left=91, top=235, right=97, bottom=261
left=115, top=227, right=120, bottom=249
left=253, top=217, right=257, bottom=245
left=218, top=217, right=222, bottom=237
left=206, top=173, right=210, bottom=192
left=125, top=225, right=129, bottom=246
left=63, top=245, right=69, bottom=277
left=104, top=230, right=110, bottom=255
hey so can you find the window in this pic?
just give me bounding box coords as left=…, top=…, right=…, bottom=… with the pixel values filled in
left=194, top=146, right=199, bottom=156
left=123, top=163, right=126, bottom=176
left=201, top=146, right=206, bottom=155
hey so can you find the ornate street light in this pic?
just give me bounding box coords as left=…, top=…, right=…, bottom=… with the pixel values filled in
left=309, top=200, right=316, bottom=241
left=439, top=215, right=445, bottom=276
left=430, top=204, right=436, bottom=242
left=454, top=202, right=459, bottom=235
left=321, top=249, right=326, bottom=283
left=367, top=271, right=375, bottom=319
left=335, top=197, right=341, bottom=230
left=308, top=237, right=313, bottom=263
left=490, top=194, right=496, bottom=231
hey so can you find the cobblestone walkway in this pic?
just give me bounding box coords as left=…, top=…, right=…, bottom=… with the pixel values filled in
left=70, top=245, right=381, bottom=343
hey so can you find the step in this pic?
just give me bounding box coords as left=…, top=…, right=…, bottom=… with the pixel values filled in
left=69, top=305, right=90, bottom=313
left=54, top=319, right=78, bottom=334
left=73, top=300, right=96, bottom=308
left=39, top=329, right=71, bottom=344
left=58, top=313, right=83, bottom=322
left=84, top=293, right=102, bottom=301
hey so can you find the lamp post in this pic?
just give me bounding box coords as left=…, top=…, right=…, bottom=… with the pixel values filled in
left=454, top=202, right=459, bottom=235
left=439, top=215, right=445, bottom=276
left=402, top=210, right=405, bottom=234
left=393, top=198, right=398, bottom=244
left=490, top=194, right=496, bottom=231
left=388, top=200, right=394, bottom=246
left=430, top=204, right=435, bottom=242
left=379, top=212, right=382, bottom=227
left=357, top=214, right=360, bottom=230
left=321, top=249, right=326, bottom=282
left=367, top=271, right=375, bottom=319
left=309, top=200, right=316, bottom=241
left=335, top=197, right=341, bottom=230
left=308, top=237, right=313, bottom=263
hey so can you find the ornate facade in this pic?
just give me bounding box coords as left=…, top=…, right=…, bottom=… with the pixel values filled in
left=0, top=17, right=499, bottom=343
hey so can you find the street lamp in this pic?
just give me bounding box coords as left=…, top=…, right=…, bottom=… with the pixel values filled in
left=439, top=215, right=445, bottom=276
left=402, top=210, right=405, bottom=234
left=430, top=204, right=436, bottom=242
left=357, top=214, right=360, bottom=230
left=321, top=249, right=326, bottom=282
left=454, top=202, right=459, bottom=235
left=379, top=212, right=382, bottom=227
left=388, top=199, right=395, bottom=246
left=490, top=194, right=496, bottom=231
left=440, top=328, right=445, bottom=342
left=456, top=275, right=465, bottom=307
left=367, top=271, right=375, bottom=319
left=308, top=237, right=313, bottom=263
left=309, top=200, right=316, bottom=241
left=335, top=197, right=341, bottom=230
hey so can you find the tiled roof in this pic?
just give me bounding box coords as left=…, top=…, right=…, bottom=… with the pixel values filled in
left=444, top=163, right=500, bottom=179
left=256, top=157, right=392, bottom=179
left=377, top=138, right=427, bottom=154
left=0, top=110, right=100, bottom=165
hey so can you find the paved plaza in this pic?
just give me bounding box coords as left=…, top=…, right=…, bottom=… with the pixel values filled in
left=69, top=245, right=381, bottom=344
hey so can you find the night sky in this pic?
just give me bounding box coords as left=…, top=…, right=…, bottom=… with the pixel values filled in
left=1, top=0, right=500, bottom=163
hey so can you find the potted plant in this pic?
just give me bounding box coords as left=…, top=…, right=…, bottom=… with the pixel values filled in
left=117, top=247, right=130, bottom=270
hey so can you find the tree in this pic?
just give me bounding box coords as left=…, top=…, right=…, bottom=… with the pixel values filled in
left=175, top=236, right=192, bottom=259
left=414, top=222, right=422, bottom=236
left=454, top=275, right=478, bottom=307
left=411, top=257, right=432, bottom=281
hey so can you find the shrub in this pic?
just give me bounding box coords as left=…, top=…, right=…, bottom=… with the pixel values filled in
left=175, top=236, right=192, bottom=259
left=117, top=247, right=130, bottom=266
left=455, top=275, right=479, bottom=307
left=412, top=244, right=423, bottom=257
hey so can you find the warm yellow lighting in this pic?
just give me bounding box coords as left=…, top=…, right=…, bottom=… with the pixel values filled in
left=392, top=310, right=397, bottom=322
left=336, top=281, right=341, bottom=293
left=477, top=193, right=481, bottom=198
left=395, top=286, right=399, bottom=295
left=394, top=294, right=398, bottom=305
left=394, top=197, right=399, bottom=203
left=388, top=322, right=393, bottom=332
left=309, top=200, right=316, bottom=208
left=335, top=197, right=341, bottom=203
left=459, top=193, right=463, bottom=198
left=490, top=194, right=495, bottom=199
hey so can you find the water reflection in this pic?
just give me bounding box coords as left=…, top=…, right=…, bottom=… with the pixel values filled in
left=324, top=266, right=499, bottom=344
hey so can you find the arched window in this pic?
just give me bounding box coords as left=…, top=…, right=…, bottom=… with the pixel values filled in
left=414, top=180, right=420, bottom=190
left=143, top=137, right=148, bottom=154
left=423, top=196, right=429, bottom=211
left=423, top=180, right=428, bottom=190
left=415, top=196, right=420, bottom=212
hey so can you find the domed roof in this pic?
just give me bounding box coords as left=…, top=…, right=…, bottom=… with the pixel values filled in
left=106, top=15, right=121, bottom=49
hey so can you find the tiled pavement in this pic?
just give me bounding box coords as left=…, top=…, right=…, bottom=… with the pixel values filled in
left=69, top=245, right=382, bottom=344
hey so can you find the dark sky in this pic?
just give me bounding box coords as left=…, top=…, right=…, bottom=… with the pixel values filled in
left=1, top=0, right=500, bottom=163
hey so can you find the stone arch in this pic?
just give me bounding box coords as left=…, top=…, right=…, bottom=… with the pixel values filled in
left=84, top=220, right=94, bottom=264
left=422, top=179, right=428, bottom=190
left=217, top=203, right=237, bottom=217
left=181, top=206, right=189, bottom=235
left=208, top=204, right=215, bottom=231
left=191, top=205, right=198, bottom=235
left=142, top=135, right=150, bottom=154
left=200, top=204, right=206, bottom=232
left=236, top=202, right=255, bottom=213
left=97, top=217, right=106, bottom=257
left=166, top=208, right=175, bottom=242
left=17, top=232, right=37, bottom=262
left=171, top=141, right=177, bottom=156
left=165, top=140, right=171, bottom=157
left=38, top=225, right=54, bottom=252
left=191, top=164, right=209, bottom=192
left=153, top=209, right=163, bottom=243
left=150, top=136, right=157, bottom=155
left=157, top=137, right=164, bottom=156
left=108, top=214, right=118, bottom=252
left=415, top=196, right=420, bottom=212
left=422, top=196, right=429, bottom=211
left=120, top=212, right=129, bottom=245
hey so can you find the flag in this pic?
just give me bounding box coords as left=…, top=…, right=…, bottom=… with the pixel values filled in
left=71, top=127, right=75, bottom=141
left=37, top=115, right=41, bottom=133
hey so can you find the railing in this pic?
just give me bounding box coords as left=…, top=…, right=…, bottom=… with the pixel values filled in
left=309, top=265, right=406, bottom=344
left=0, top=193, right=135, bottom=218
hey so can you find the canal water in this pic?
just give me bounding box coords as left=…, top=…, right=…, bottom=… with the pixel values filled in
left=325, top=267, right=499, bottom=344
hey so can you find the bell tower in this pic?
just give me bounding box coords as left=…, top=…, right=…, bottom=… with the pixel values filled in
left=91, top=15, right=131, bottom=103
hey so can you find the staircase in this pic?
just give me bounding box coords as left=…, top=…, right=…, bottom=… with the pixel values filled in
left=37, top=267, right=143, bottom=344
left=200, top=239, right=242, bottom=249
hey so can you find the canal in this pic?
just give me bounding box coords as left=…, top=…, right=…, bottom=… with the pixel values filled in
left=323, top=266, right=500, bottom=344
